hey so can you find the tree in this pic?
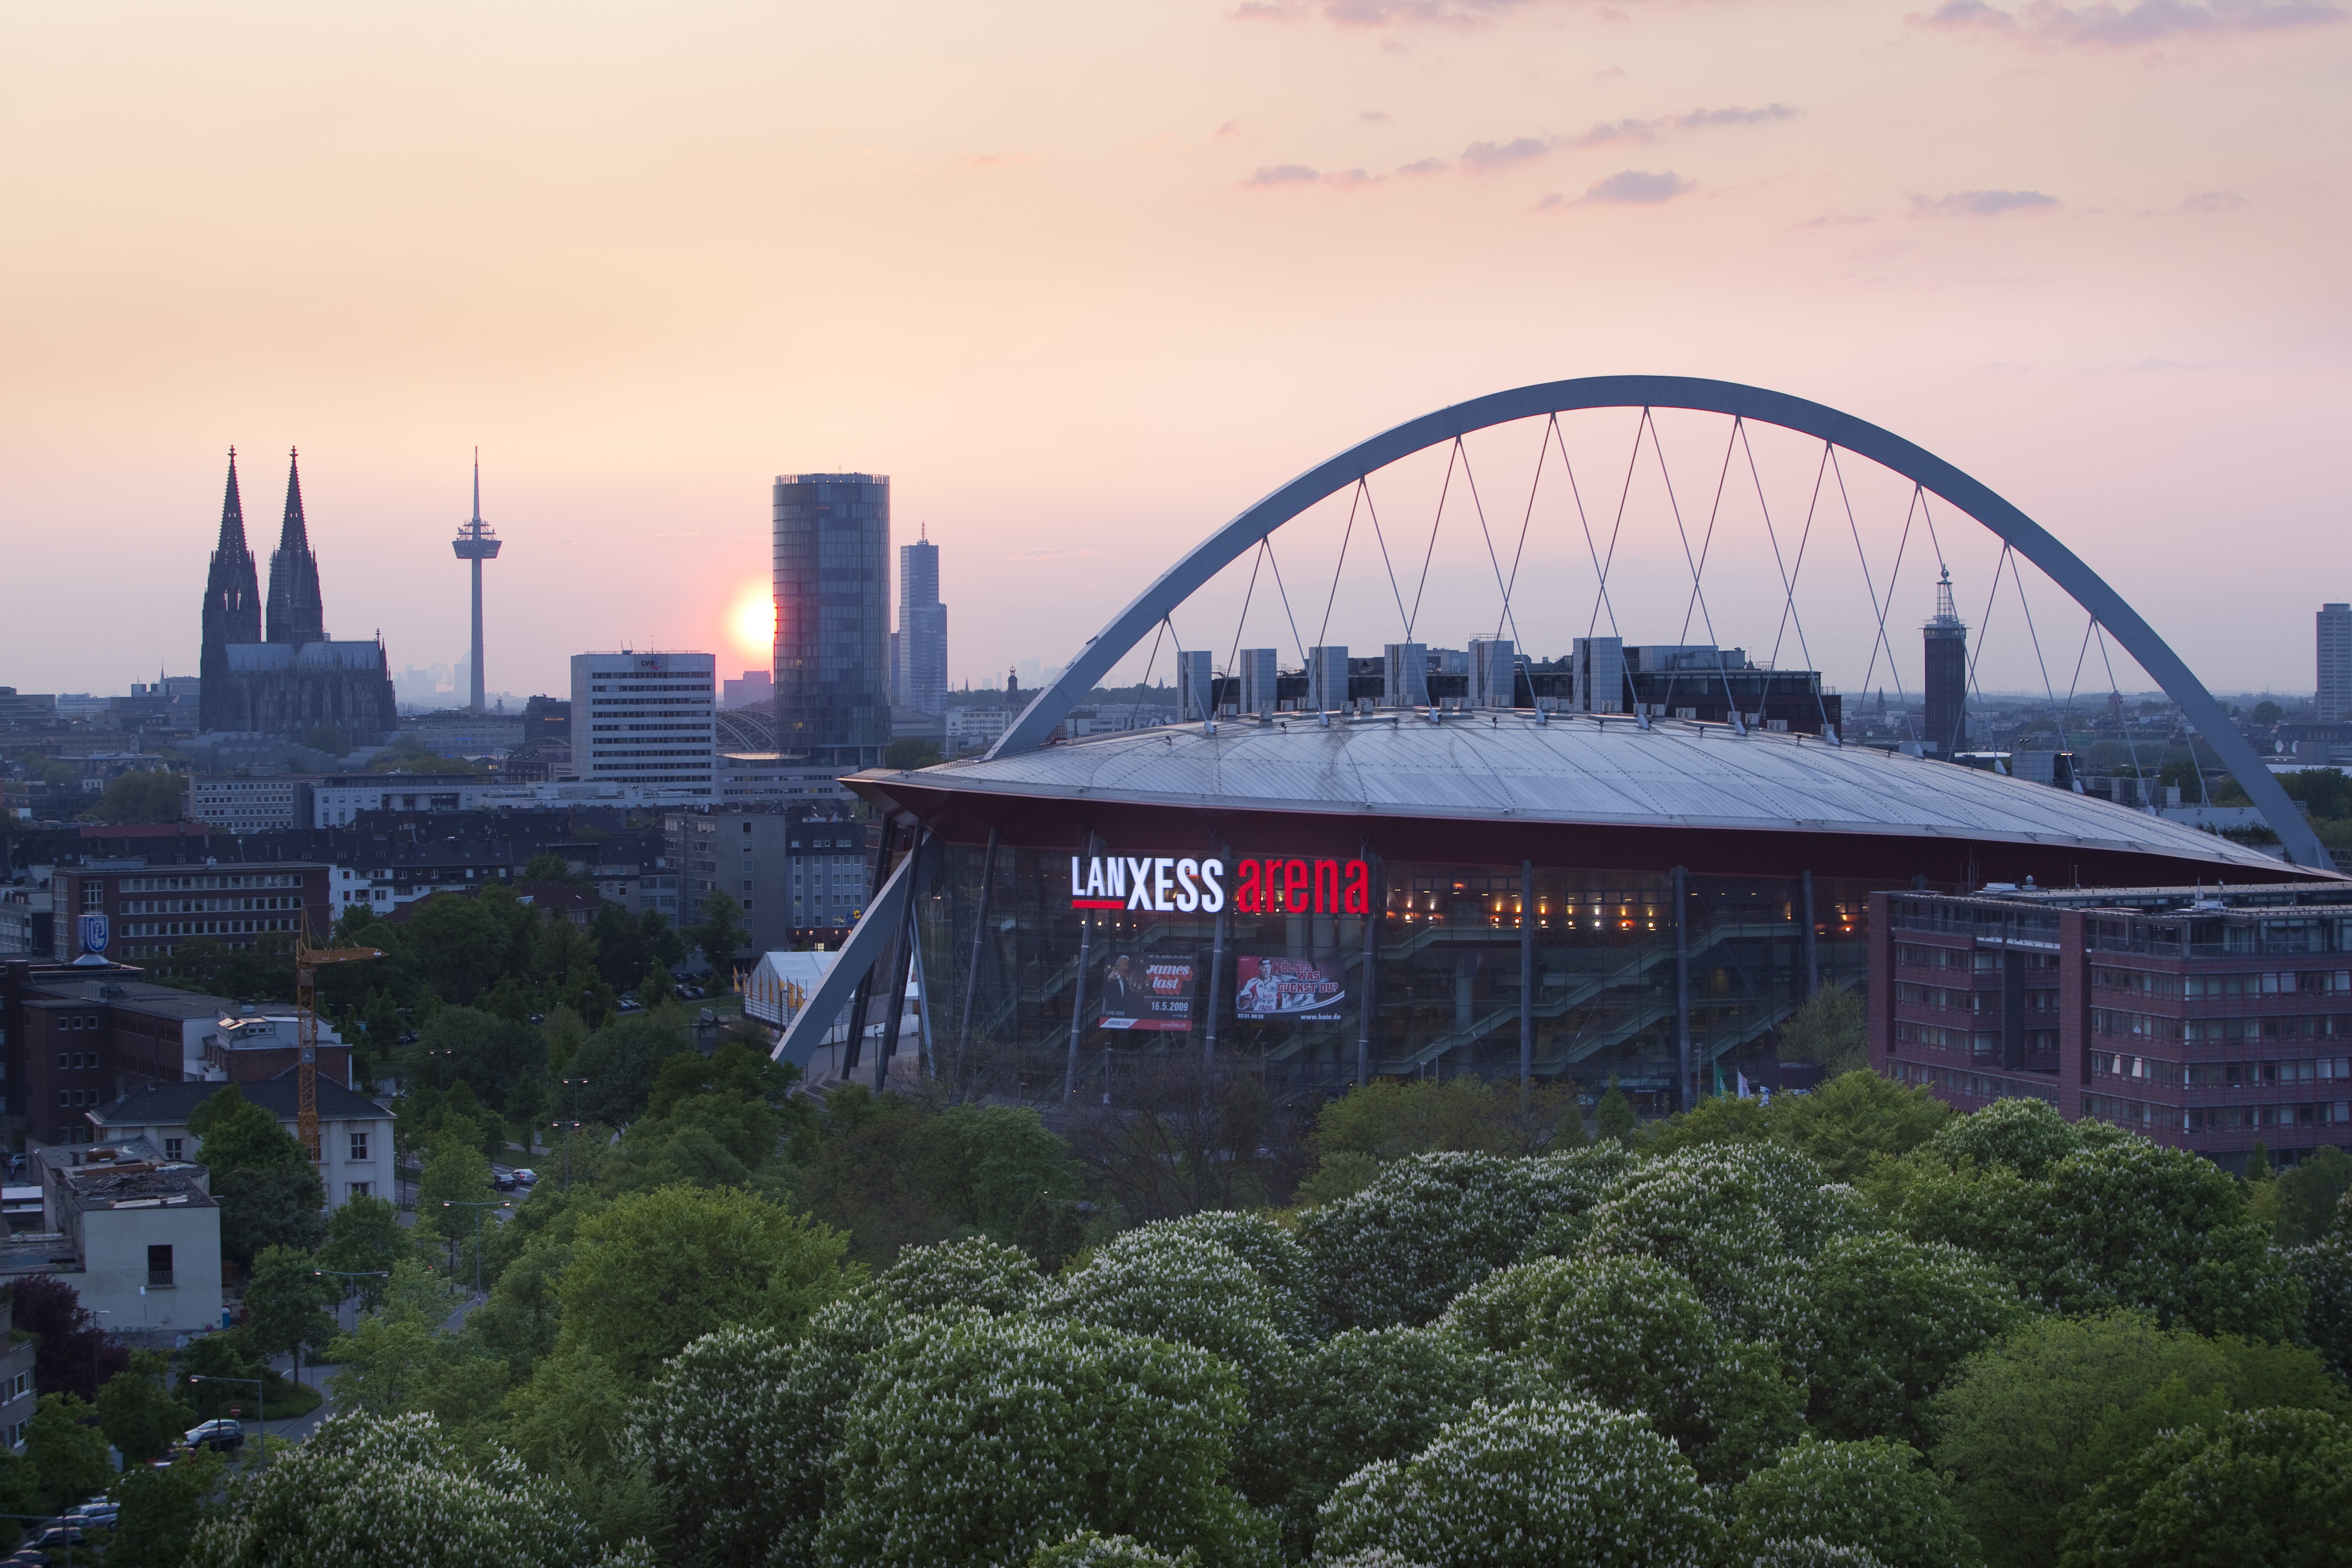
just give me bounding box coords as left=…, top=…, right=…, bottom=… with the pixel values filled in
left=78, top=768, right=186, bottom=824
left=1041, top=1228, right=1299, bottom=1387
left=1315, top=1397, right=1719, bottom=1568
left=97, top=1349, right=199, bottom=1462
left=1027, top=1535, right=1187, bottom=1568
left=1296, top=1148, right=1633, bottom=1330
left=190, top=1083, right=308, bottom=1173
left=2252, top=700, right=2284, bottom=725
left=1310, top=1077, right=1585, bottom=1162
left=411, top=1006, right=545, bottom=1119
left=1775, top=984, right=1868, bottom=1076
left=2055, top=1407, right=2351, bottom=1568
left=687, top=889, right=749, bottom=972
left=190, top=1085, right=328, bottom=1265
left=108, top=1441, right=225, bottom=1566
left=320, top=1193, right=412, bottom=1307
left=1924, top=1096, right=2088, bottom=1179
left=8, top=1274, right=130, bottom=1402
left=876, top=1235, right=1041, bottom=1317
left=22, top=1393, right=113, bottom=1515
left=2288, top=1234, right=2352, bottom=1377
left=571, top=1010, right=691, bottom=1126
left=1727, top=1437, right=1983, bottom=1568
left=1594, top=1079, right=1638, bottom=1142
left=1767, top=1070, right=1951, bottom=1182
left=1442, top=1253, right=1803, bottom=1482
left=1926, top=1310, right=2347, bottom=1568
left=883, top=737, right=943, bottom=770
left=414, top=1116, right=499, bottom=1245
left=520, top=851, right=589, bottom=887
left=819, top=1314, right=1268, bottom=1568
left=245, top=1244, right=341, bottom=1383
left=556, top=1184, right=853, bottom=1382
left=1805, top=1232, right=2030, bottom=1445
left=2269, top=1145, right=2352, bottom=1245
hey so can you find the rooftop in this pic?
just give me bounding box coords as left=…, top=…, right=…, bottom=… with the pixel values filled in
left=93, top=1077, right=387, bottom=1127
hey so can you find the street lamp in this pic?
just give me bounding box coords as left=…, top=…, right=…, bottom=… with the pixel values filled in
left=88, top=1311, right=111, bottom=1402
left=441, top=1199, right=510, bottom=1296
left=186, top=1373, right=266, bottom=1467
left=313, top=1268, right=389, bottom=1331
left=547, top=1120, right=584, bottom=1188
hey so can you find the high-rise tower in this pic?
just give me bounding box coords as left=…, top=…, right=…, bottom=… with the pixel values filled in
left=265, top=448, right=327, bottom=645
left=1923, top=566, right=1969, bottom=757
left=773, top=472, right=890, bottom=768
left=451, top=451, right=502, bottom=712
left=2319, top=603, right=2352, bottom=721
left=199, top=449, right=263, bottom=732
left=895, top=527, right=948, bottom=717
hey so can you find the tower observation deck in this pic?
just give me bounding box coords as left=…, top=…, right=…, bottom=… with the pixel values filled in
left=450, top=451, right=502, bottom=712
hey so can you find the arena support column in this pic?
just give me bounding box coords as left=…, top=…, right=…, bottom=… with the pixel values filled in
left=1674, top=865, right=1692, bottom=1112
left=1800, top=869, right=1818, bottom=998
left=953, top=827, right=999, bottom=1102
left=1519, top=858, right=1534, bottom=1104
left=1066, top=832, right=1099, bottom=1100
left=1356, top=848, right=1379, bottom=1088
left=1205, top=841, right=1229, bottom=1072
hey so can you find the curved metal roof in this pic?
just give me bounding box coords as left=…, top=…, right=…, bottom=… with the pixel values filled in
left=870, top=711, right=2313, bottom=874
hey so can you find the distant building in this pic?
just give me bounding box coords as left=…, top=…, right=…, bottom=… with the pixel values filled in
left=773, top=473, right=890, bottom=769
left=722, top=670, right=773, bottom=711
left=0, top=1297, right=34, bottom=1444
left=198, top=450, right=397, bottom=740
left=569, top=651, right=716, bottom=795
left=44, top=861, right=330, bottom=968
left=946, top=705, right=1010, bottom=753
left=1924, top=567, right=1969, bottom=756
left=2319, top=603, right=2352, bottom=722
left=93, top=1079, right=394, bottom=1207
left=187, top=774, right=310, bottom=831
left=12, top=1141, right=222, bottom=1342
left=400, top=709, right=525, bottom=756
left=667, top=807, right=869, bottom=952
left=893, top=531, right=948, bottom=717
left=717, top=753, right=855, bottom=805
left=1540, top=640, right=1842, bottom=735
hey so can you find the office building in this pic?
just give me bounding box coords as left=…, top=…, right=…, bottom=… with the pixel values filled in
left=2319, top=603, right=2352, bottom=721
left=569, top=651, right=716, bottom=795
left=722, top=670, right=774, bottom=711
left=187, top=774, right=310, bottom=831
left=1540, top=640, right=1841, bottom=736
left=773, top=473, right=890, bottom=768
left=1874, top=882, right=2352, bottom=1173
left=894, top=531, right=949, bottom=717
left=666, top=807, right=869, bottom=951
left=1924, top=567, right=1969, bottom=757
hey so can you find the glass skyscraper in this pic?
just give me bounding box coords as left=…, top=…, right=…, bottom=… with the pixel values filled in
left=773, top=472, right=891, bottom=768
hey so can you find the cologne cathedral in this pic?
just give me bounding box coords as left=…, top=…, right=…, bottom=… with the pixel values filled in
left=197, top=449, right=397, bottom=739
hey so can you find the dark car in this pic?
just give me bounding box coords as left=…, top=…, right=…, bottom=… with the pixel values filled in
left=184, top=1418, right=243, bottom=1452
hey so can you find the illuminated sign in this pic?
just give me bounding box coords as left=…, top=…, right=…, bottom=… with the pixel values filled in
left=1070, top=856, right=1227, bottom=912
left=1233, top=859, right=1370, bottom=916
left=1099, top=955, right=1196, bottom=1031
left=1235, top=955, right=1345, bottom=1021
left=77, top=914, right=110, bottom=955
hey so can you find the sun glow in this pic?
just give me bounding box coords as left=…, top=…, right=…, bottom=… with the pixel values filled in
left=729, top=583, right=774, bottom=662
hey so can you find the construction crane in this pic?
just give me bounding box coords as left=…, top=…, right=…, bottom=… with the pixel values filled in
left=295, top=933, right=382, bottom=1162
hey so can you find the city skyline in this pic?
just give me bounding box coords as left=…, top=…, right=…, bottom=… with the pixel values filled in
left=3, top=2, right=2345, bottom=701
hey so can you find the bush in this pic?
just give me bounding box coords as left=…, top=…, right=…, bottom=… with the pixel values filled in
left=1727, top=1436, right=1982, bottom=1568
left=1806, top=1232, right=2030, bottom=1445
left=1314, top=1398, right=1718, bottom=1568
left=818, top=1314, right=1268, bottom=1568
left=1297, top=1149, right=1632, bottom=1329
left=1442, top=1253, right=1803, bottom=1481
left=2055, top=1407, right=2352, bottom=1568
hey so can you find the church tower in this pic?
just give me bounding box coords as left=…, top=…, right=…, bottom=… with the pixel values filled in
left=199, top=449, right=262, bottom=731
left=266, top=448, right=327, bottom=645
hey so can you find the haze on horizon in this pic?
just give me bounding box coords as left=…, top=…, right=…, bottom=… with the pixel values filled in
left=3, top=0, right=2346, bottom=707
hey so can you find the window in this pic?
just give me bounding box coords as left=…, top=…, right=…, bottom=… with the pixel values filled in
left=163, top=1137, right=183, bottom=1161
left=348, top=1181, right=371, bottom=1199
left=56, top=1091, right=67, bottom=1108
left=83, top=885, right=103, bottom=911
left=147, top=1244, right=174, bottom=1288
left=349, top=1132, right=369, bottom=1162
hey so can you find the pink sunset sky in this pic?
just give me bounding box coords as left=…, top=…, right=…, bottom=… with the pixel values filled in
left=3, top=0, right=2346, bottom=704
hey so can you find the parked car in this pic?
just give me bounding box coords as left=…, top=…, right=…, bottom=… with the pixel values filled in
left=28, top=1528, right=82, bottom=1553
left=616, top=998, right=644, bottom=1013
left=512, top=1168, right=538, bottom=1187
left=493, top=1171, right=519, bottom=1192
left=184, top=1418, right=243, bottom=1452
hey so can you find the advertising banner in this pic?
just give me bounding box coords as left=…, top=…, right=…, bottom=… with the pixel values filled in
left=77, top=913, right=110, bottom=956
left=1234, top=956, right=1346, bottom=1023
left=1099, top=954, right=1197, bottom=1032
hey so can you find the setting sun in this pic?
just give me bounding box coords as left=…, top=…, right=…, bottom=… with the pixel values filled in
left=729, top=583, right=774, bottom=663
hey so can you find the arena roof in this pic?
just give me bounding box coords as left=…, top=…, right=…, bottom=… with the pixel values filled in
left=854, top=711, right=2332, bottom=883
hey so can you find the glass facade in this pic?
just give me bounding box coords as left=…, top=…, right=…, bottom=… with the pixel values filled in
left=773, top=473, right=890, bottom=768
left=914, top=840, right=1873, bottom=1109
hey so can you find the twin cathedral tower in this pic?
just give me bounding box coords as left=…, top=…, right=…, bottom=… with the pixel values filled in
left=197, top=448, right=398, bottom=739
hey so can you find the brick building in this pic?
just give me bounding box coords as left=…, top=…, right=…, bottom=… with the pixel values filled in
left=1872, top=882, right=2352, bottom=1172
left=47, top=861, right=330, bottom=964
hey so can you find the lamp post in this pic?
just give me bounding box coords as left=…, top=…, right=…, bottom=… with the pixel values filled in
left=313, top=1268, right=389, bottom=1331
left=547, top=1121, right=583, bottom=1189
left=88, top=1311, right=111, bottom=1402
left=186, top=1373, right=266, bottom=1466
left=0, top=1512, right=77, bottom=1566
left=441, top=1199, right=510, bottom=1297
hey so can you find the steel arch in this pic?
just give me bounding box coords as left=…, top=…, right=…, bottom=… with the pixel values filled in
left=988, top=374, right=2326, bottom=868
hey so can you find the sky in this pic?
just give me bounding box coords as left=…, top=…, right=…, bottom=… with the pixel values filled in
left=3, top=0, right=2346, bottom=708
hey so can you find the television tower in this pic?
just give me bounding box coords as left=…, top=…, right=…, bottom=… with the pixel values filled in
left=450, top=450, right=502, bottom=712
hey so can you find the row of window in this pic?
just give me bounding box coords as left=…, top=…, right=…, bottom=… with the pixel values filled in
left=57, top=1089, right=100, bottom=1107
left=119, top=918, right=300, bottom=938
left=2089, top=1096, right=2352, bottom=1132
left=1888, top=1060, right=2059, bottom=1105
left=52, top=1015, right=100, bottom=1032
left=118, top=895, right=301, bottom=915
left=55, top=1053, right=97, bottom=1070
left=2092, top=1054, right=2352, bottom=1086
left=115, top=873, right=302, bottom=892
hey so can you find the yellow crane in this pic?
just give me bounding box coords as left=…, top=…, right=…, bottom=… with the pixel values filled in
left=294, top=933, right=382, bottom=1162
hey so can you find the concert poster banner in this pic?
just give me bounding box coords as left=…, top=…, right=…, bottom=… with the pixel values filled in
left=1233, top=955, right=1346, bottom=1024
left=1098, top=953, right=1197, bottom=1032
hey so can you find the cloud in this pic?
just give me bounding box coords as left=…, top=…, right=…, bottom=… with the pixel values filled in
left=1460, top=136, right=1553, bottom=170
left=1435, top=104, right=1797, bottom=173
left=1396, top=156, right=1452, bottom=175
left=1910, top=188, right=2061, bottom=215
left=1542, top=168, right=1694, bottom=206
left=1214, top=120, right=1241, bottom=140
left=1359, top=109, right=1394, bottom=124
left=1240, top=163, right=1382, bottom=188
left=2181, top=188, right=2247, bottom=210
left=1911, top=0, right=2344, bottom=46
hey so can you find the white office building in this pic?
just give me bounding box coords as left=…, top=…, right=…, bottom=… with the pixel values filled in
left=569, top=651, right=717, bottom=795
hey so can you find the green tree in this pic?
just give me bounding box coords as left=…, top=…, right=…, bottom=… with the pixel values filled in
left=1594, top=1078, right=1638, bottom=1142
left=1310, top=1077, right=1585, bottom=1162
left=411, top=1005, right=546, bottom=1118
left=556, top=1184, right=854, bottom=1382
left=415, top=1116, right=500, bottom=1247
left=1041, top=1227, right=1300, bottom=1387
left=2269, top=1145, right=2352, bottom=1245
left=190, top=1084, right=308, bottom=1173
left=1927, top=1310, right=2347, bottom=1568
left=23, top=1393, right=113, bottom=1514
left=301, top=724, right=349, bottom=755
left=108, top=1441, right=225, bottom=1565
left=820, top=1314, right=1267, bottom=1568
left=1775, top=984, right=1869, bottom=1076
left=78, top=768, right=186, bottom=824
left=1769, top=1069, right=1952, bottom=1181
left=97, top=1349, right=199, bottom=1463
left=245, top=1244, right=341, bottom=1383
left=2056, top=1407, right=2352, bottom=1568
left=320, top=1193, right=411, bottom=1307
left=687, top=889, right=750, bottom=972
left=1806, top=1231, right=2031, bottom=1445
left=1728, top=1436, right=1983, bottom=1568
left=1316, top=1396, right=1718, bottom=1568
left=215, top=1163, right=330, bottom=1266
left=882, top=737, right=943, bottom=770
left=876, top=1235, right=1042, bottom=1317
left=572, top=1010, right=692, bottom=1125
left=2252, top=700, right=2284, bottom=725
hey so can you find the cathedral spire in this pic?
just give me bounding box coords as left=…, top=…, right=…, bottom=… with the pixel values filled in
left=266, top=446, right=327, bottom=645
left=201, top=446, right=264, bottom=729
left=216, top=446, right=250, bottom=556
